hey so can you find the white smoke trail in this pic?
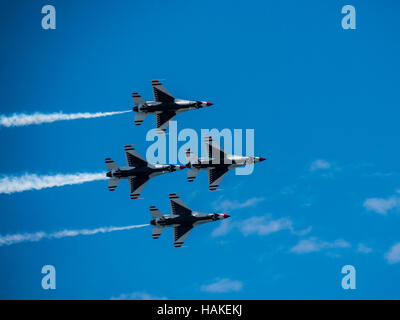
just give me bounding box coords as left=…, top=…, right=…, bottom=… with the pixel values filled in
left=0, top=172, right=107, bottom=194
left=0, top=224, right=149, bottom=247
left=0, top=110, right=131, bottom=127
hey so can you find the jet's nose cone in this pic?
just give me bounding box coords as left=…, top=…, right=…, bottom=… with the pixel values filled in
left=223, top=214, right=231, bottom=219
left=259, top=157, right=266, bottom=162
left=178, top=165, right=186, bottom=170
left=205, top=102, right=214, bottom=106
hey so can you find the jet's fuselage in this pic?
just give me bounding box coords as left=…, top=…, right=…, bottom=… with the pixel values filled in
left=188, top=156, right=266, bottom=171
left=107, top=165, right=177, bottom=179
left=151, top=212, right=227, bottom=227
left=134, top=99, right=212, bottom=114
left=189, top=161, right=232, bottom=170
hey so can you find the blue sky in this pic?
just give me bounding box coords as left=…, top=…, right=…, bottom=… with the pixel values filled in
left=1, top=0, right=400, bottom=299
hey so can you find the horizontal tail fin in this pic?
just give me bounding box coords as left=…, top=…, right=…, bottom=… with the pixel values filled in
left=187, top=168, right=199, bottom=182
left=108, top=177, right=120, bottom=191
left=150, top=206, right=164, bottom=218
left=152, top=226, right=165, bottom=239
left=105, top=158, right=119, bottom=171
left=185, top=148, right=199, bottom=164
left=134, top=112, right=147, bottom=126
left=132, top=92, right=146, bottom=105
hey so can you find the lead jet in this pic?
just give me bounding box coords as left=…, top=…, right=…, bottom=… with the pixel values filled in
left=105, top=145, right=185, bottom=199
left=185, top=136, right=266, bottom=191
left=132, top=80, right=213, bottom=133
left=150, top=193, right=230, bottom=248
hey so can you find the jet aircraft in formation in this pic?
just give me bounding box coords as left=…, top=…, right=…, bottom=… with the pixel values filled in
left=150, top=193, right=230, bottom=247
left=105, top=80, right=266, bottom=247
left=105, top=145, right=185, bottom=199
left=185, top=136, right=266, bottom=191
left=132, top=80, right=213, bottom=133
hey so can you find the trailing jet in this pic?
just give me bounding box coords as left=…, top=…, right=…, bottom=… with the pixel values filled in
left=105, top=145, right=185, bottom=199
left=150, top=193, right=230, bottom=248
left=132, top=80, right=213, bottom=132
left=185, top=136, right=266, bottom=191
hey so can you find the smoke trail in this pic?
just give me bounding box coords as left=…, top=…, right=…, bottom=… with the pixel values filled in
left=0, top=110, right=131, bottom=127
left=0, top=224, right=149, bottom=247
left=0, top=172, right=107, bottom=194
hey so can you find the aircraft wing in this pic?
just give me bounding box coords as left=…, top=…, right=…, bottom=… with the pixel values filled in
left=152, top=80, right=175, bottom=103
left=208, top=167, right=229, bottom=191
left=173, top=224, right=193, bottom=248
left=155, top=111, right=176, bottom=132
left=204, top=136, right=228, bottom=164
left=129, top=177, right=149, bottom=199
left=169, top=193, right=192, bottom=216
left=124, top=145, right=148, bottom=167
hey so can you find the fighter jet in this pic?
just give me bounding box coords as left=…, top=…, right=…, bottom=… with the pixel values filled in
left=132, top=80, right=213, bottom=132
left=150, top=193, right=230, bottom=247
left=185, top=136, right=266, bottom=191
left=105, top=145, right=186, bottom=199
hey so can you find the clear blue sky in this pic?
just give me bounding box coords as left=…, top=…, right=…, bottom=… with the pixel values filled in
left=1, top=0, right=400, bottom=299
